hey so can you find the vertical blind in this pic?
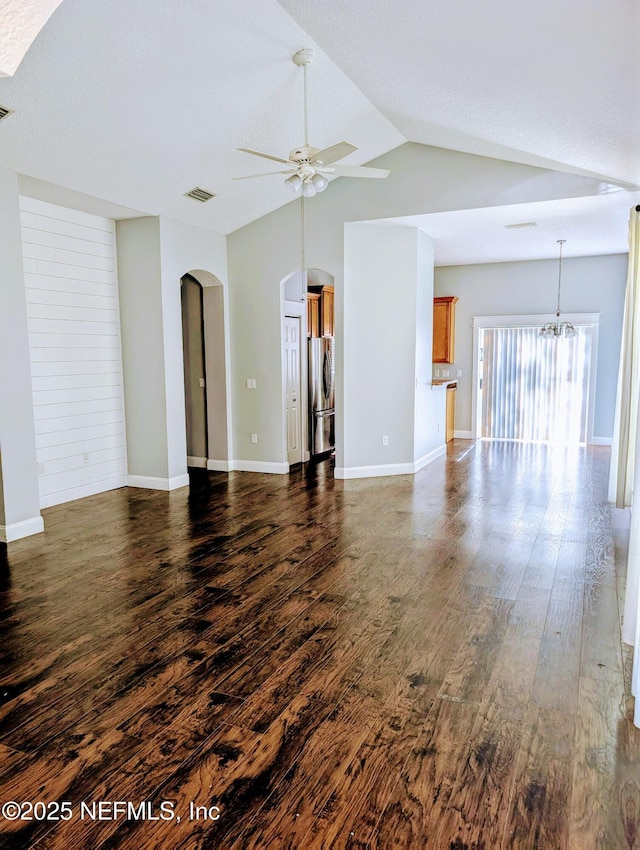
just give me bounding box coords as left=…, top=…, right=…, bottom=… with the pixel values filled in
left=480, top=325, right=592, bottom=443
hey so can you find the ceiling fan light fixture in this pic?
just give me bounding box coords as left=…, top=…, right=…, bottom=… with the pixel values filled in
left=310, top=172, right=328, bottom=192
left=285, top=174, right=302, bottom=194
left=301, top=179, right=316, bottom=198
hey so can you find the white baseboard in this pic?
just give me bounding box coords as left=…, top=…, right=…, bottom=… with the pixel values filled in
left=187, top=456, right=207, bottom=468
left=590, top=436, right=612, bottom=446
left=454, top=430, right=473, bottom=439
left=414, top=444, right=447, bottom=472
left=335, top=444, right=446, bottom=480
left=207, top=459, right=232, bottom=472
left=233, top=460, right=289, bottom=474
left=39, top=475, right=126, bottom=509
left=0, top=515, right=45, bottom=543
left=127, top=474, right=190, bottom=491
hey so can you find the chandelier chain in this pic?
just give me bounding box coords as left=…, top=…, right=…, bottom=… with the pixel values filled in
left=556, top=239, right=565, bottom=318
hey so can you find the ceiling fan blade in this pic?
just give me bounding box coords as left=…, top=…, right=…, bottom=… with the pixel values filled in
left=310, top=142, right=357, bottom=165
left=238, top=147, right=293, bottom=166
left=233, top=170, right=296, bottom=180
left=330, top=165, right=390, bottom=179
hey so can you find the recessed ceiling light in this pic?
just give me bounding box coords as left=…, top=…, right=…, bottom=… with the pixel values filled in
left=505, top=221, right=537, bottom=229
left=184, top=187, right=216, bottom=203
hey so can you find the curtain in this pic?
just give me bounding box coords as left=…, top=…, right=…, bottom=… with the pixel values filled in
left=609, top=206, right=640, bottom=726
left=481, top=325, right=591, bottom=443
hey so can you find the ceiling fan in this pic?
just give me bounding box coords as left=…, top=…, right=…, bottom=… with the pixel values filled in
left=235, top=48, right=390, bottom=197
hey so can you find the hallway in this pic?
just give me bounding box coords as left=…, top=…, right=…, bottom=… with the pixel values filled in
left=0, top=441, right=635, bottom=848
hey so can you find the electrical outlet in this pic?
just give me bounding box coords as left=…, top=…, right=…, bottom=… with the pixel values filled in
left=251, top=433, right=258, bottom=444
left=199, top=377, right=206, bottom=388
left=37, top=461, right=45, bottom=475
left=457, top=369, right=462, bottom=377
left=434, top=369, right=440, bottom=377
left=442, top=369, right=450, bottom=378
left=82, top=452, right=90, bottom=464
left=382, top=435, right=389, bottom=446
left=246, top=378, right=256, bottom=389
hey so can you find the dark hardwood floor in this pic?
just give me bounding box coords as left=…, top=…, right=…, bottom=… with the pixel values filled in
left=0, top=440, right=637, bottom=849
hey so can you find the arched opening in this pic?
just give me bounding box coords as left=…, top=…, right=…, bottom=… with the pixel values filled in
left=181, top=275, right=208, bottom=466
left=180, top=269, right=230, bottom=471
left=281, top=267, right=336, bottom=470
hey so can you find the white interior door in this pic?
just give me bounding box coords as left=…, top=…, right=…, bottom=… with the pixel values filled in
left=284, top=315, right=302, bottom=464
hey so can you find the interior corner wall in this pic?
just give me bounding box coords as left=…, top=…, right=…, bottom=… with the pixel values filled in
left=0, top=166, right=43, bottom=540
left=341, top=223, right=424, bottom=474
left=434, top=252, right=628, bottom=439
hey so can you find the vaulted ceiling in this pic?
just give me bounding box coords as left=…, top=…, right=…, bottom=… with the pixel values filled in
left=0, top=0, right=638, bottom=257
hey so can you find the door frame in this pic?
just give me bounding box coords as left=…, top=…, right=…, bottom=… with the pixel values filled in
left=471, top=312, right=600, bottom=443
left=282, top=299, right=309, bottom=465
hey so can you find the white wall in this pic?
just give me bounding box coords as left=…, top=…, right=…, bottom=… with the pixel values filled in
left=0, top=167, right=43, bottom=541
left=340, top=223, right=444, bottom=477
left=414, top=230, right=445, bottom=462
left=227, top=141, right=610, bottom=471
left=116, top=216, right=172, bottom=484
left=20, top=197, right=127, bottom=507
left=434, top=253, right=628, bottom=439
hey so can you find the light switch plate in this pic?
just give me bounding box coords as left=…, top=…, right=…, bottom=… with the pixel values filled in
left=246, top=378, right=256, bottom=389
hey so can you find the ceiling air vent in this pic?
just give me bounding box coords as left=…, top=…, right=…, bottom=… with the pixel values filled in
left=185, top=187, right=215, bottom=203
left=0, top=105, right=13, bottom=122
left=505, top=221, right=536, bottom=229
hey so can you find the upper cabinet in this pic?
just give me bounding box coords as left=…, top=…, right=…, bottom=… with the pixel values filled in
left=321, top=285, right=334, bottom=337
left=307, top=292, right=320, bottom=338
left=433, top=296, right=458, bottom=363
left=307, top=285, right=334, bottom=338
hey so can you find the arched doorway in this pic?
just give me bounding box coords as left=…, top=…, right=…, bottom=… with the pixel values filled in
left=281, top=267, right=335, bottom=469
left=181, top=275, right=207, bottom=466
left=180, top=269, right=230, bottom=471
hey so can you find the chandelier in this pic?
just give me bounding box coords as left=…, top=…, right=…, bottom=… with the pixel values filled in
left=539, top=239, right=576, bottom=338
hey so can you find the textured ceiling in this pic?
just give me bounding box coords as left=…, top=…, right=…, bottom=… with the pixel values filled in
left=371, top=190, right=640, bottom=266
left=0, top=0, right=62, bottom=76
left=278, top=0, right=640, bottom=187
left=0, top=0, right=404, bottom=233
left=0, top=0, right=637, bottom=254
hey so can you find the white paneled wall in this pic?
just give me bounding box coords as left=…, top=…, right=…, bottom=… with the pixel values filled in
left=20, top=197, right=127, bottom=508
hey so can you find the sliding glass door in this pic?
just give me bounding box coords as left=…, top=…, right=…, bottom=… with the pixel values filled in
left=478, top=324, right=593, bottom=444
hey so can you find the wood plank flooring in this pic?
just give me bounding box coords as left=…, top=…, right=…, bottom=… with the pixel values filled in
left=0, top=440, right=636, bottom=849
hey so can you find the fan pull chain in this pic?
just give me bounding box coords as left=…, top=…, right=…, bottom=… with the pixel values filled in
left=300, top=194, right=306, bottom=271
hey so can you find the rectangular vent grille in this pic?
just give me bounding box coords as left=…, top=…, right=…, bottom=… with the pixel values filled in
left=0, top=106, right=13, bottom=122
left=504, top=221, right=536, bottom=229
left=185, top=187, right=215, bottom=203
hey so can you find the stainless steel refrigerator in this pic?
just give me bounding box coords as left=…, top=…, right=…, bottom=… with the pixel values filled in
left=308, top=337, right=335, bottom=456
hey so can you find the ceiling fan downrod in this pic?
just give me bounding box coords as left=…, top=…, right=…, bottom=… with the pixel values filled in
left=293, top=48, right=314, bottom=148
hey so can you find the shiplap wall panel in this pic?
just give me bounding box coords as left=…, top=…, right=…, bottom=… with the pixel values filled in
left=20, top=197, right=127, bottom=508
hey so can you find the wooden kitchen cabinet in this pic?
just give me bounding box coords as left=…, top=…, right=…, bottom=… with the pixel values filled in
left=307, top=292, right=320, bottom=337
left=320, top=285, right=334, bottom=337
left=433, top=296, right=458, bottom=363
left=446, top=384, right=456, bottom=442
